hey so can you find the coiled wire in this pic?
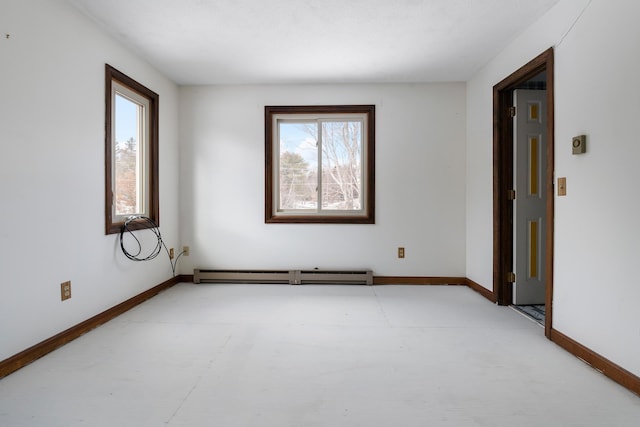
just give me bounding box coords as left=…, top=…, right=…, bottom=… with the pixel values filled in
left=119, top=215, right=182, bottom=276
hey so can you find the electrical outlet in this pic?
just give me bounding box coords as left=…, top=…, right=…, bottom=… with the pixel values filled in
left=61, top=281, right=71, bottom=301
left=398, top=247, right=405, bottom=258
left=183, top=246, right=190, bottom=256
left=169, top=248, right=175, bottom=259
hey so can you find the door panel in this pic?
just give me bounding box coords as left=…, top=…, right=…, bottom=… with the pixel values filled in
left=513, top=89, right=546, bottom=305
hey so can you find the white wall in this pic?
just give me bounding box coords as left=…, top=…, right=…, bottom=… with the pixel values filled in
left=465, top=0, right=591, bottom=290
left=179, top=84, right=466, bottom=276
left=466, top=0, right=640, bottom=376
left=553, top=0, right=640, bottom=376
left=0, top=0, right=180, bottom=361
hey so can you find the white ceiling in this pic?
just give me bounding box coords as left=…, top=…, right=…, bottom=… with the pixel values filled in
left=66, top=0, right=561, bottom=85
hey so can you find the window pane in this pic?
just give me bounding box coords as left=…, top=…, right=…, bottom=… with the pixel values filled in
left=114, top=93, right=142, bottom=216
left=278, top=122, right=318, bottom=210
left=320, top=121, right=362, bottom=210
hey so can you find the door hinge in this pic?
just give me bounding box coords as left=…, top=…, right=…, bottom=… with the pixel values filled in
left=508, top=106, right=516, bottom=118
left=507, top=272, right=516, bottom=283
left=507, top=189, right=516, bottom=201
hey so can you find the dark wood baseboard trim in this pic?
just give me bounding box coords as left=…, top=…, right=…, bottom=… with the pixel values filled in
left=373, top=276, right=497, bottom=303
left=464, top=278, right=497, bottom=303
left=181, top=274, right=194, bottom=283
left=550, top=328, right=640, bottom=396
left=373, top=276, right=467, bottom=285
left=0, top=275, right=186, bottom=379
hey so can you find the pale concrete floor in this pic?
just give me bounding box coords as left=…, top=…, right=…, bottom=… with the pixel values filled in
left=0, top=284, right=638, bottom=427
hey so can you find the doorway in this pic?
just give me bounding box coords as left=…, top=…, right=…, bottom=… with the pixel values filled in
left=493, top=48, right=555, bottom=338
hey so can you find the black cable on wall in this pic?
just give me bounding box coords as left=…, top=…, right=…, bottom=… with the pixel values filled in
left=120, top=215, right=182, bottom=276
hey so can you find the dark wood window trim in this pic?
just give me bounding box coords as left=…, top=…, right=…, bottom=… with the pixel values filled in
left=105, top=64, right=159, bottom=235
left=265, top=105, right=375, bottom=224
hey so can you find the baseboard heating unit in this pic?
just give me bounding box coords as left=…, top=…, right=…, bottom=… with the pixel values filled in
left=193, top=269, right=373, bottom=285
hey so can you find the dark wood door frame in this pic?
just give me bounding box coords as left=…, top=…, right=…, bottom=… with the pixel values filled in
left=493, top=48, right=555, bottom=338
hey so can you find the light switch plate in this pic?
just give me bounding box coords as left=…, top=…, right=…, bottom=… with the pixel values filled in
left=558, top=177, right=567, bottom=196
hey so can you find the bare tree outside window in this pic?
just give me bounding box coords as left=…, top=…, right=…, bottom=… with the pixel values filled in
left=320, top=121, right=362, bottom=210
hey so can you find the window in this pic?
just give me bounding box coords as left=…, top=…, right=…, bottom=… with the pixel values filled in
left=105, top=65, right=159, bottom=234
left=265, top=105, right=375, bottom=223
